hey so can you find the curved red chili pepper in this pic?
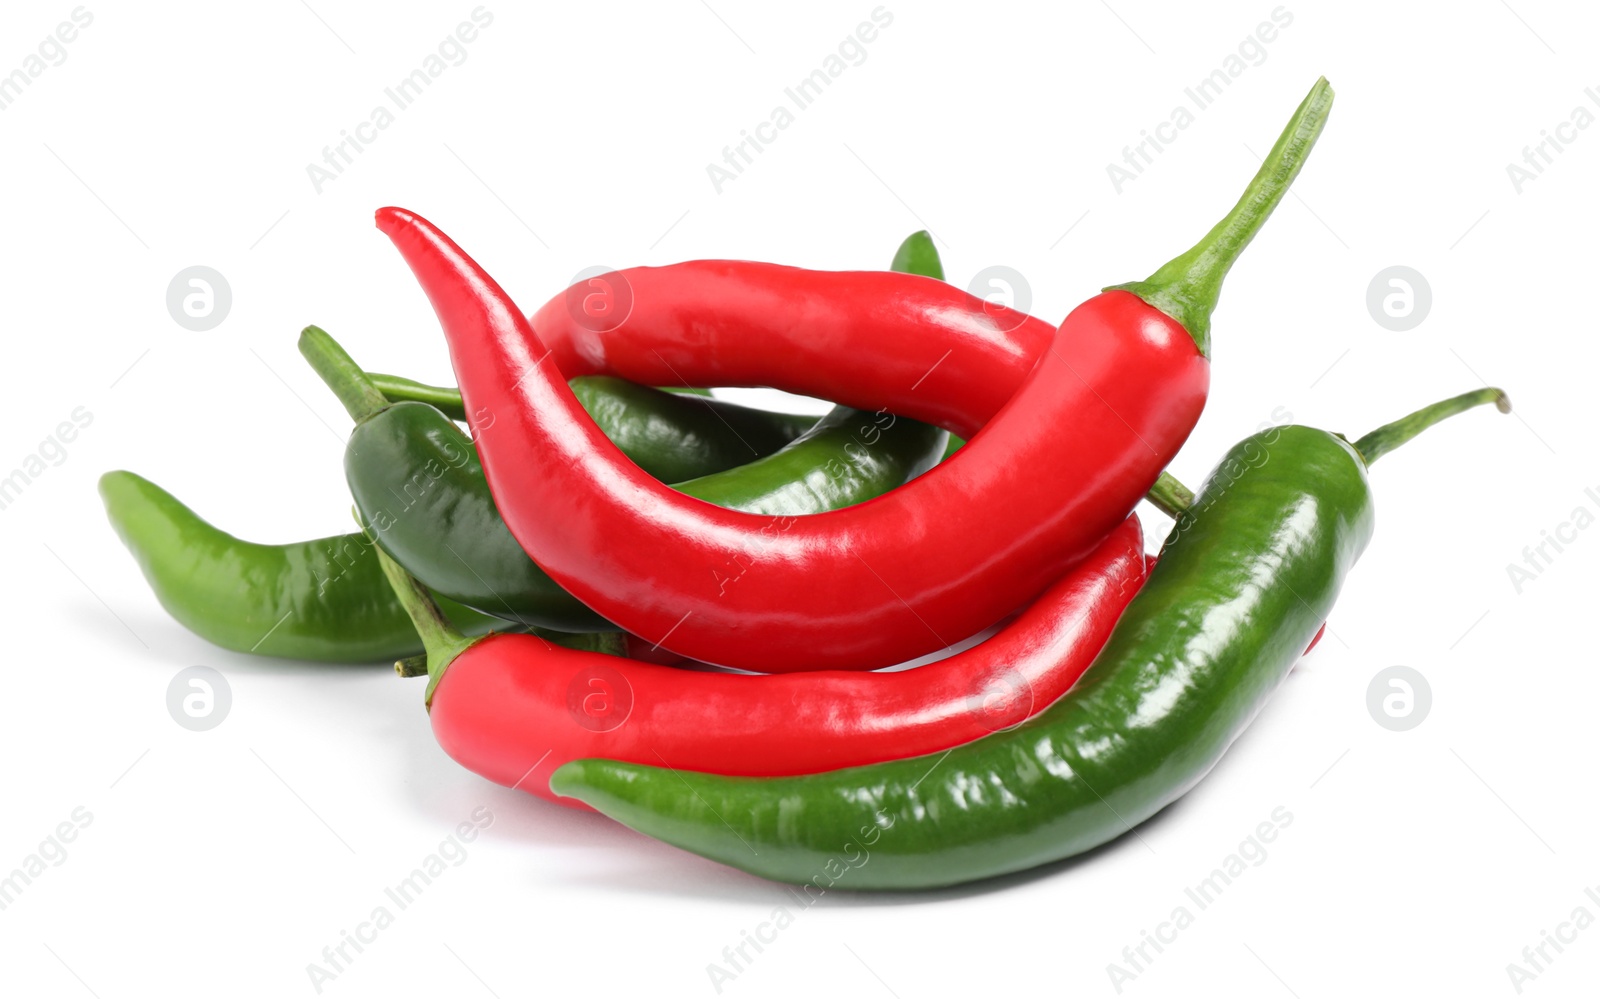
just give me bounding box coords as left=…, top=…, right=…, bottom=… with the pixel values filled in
left=534, top=261, right=1054, bottom=438
left=380, top=83, right=1329, bottom=672
left=378, top=206, right=1203, bottom=672
left=528, top=85, right=1329, bottom=444
left=414, top=516, right=1145, bottom=806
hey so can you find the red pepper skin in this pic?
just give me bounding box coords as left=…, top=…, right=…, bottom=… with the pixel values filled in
left=1304, top=622, right=1326, bottom=655
left=377, top=207, right=1206, bottom=673
left=428, top=516, right=1145, bottom=806
left=532, top=262, right=1055, bottom=438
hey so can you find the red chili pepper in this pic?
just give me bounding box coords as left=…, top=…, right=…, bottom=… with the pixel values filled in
left=374, top=90, right=1322, bottom=673
left=380, top=82, right=1329, bottom=673
left=534, top=260, right=1053, bottom=438
left=379, top=206, right=1190, bottom=673
left=532, top=89, right=1329, bottom=445
left=1305, top=622, right=1327, bottom=655
left=377, top=515, right=1146, bottom=806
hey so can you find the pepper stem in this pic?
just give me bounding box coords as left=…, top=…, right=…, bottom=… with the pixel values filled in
left=1107, top=77, right=1334, bottom=356
left=1353, top=388, right=1511, bottom=467
left=371, top=539, right=476, bottom=706
left=298, top=325, right=391, bottom=423
left=1144, top=471, right=1195, bottom=519
left=368, top=372, right=467, bottom=422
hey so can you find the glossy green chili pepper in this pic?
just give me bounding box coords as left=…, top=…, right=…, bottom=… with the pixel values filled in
left=101, top=347, right=831, bottom=661
left=377, top=372, right=721, bottom=403
left=373, top=371, right=717, bottom=413
left=98, top=471, right=504, bottom=662
left=888, top=228, right=944, bottom=281
left=99, top=474, right=648, bottom=663
left=368, top=372, right=816, bottom=482
left=306, top=232, right=954, bottom=631
left=551, top=388, right=1510, bottom=889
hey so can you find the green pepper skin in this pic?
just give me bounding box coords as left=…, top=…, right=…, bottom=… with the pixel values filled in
left=565, top=378, right=817, bottom=483
left=98, top=471, right=502, bottom=663
left=673, top=405, right=942, bottom=514
left=551, top=426, right=1376, bottom=888
left=888, top=231, right=945, bottom=280
left=367, top=372, right=815, bottom=482
left=348, top=402, right=611, bottom=631
left=102, top=371, right=822, bottom=658
left=347, top=399, right=948, bottom=631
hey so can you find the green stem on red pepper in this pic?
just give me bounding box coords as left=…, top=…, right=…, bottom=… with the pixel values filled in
left=1108, top=76, right=1334, bottom=355
left=371, top=525, right=474, bottom=703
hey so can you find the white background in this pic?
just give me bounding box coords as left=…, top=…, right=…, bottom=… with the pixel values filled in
left=2, top=0, right=1596, bottom=996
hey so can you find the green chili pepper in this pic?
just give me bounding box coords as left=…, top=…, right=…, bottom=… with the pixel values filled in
left=98, top=471, right=504, bottom=663
left=306, top=232, right=954, bottom=631
left=374, top=371, right=717, bottom=412
left=368, top=372, right=814, bottom=482
left=550, top=388, right=1510, bottom=889
left=888, top=229, right=945, bottom=281
left=101, top=339, right=834, bottom=662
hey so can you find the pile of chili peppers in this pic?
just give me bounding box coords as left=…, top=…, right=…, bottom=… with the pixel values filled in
left=102, top=78, right=1514, bottom=890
